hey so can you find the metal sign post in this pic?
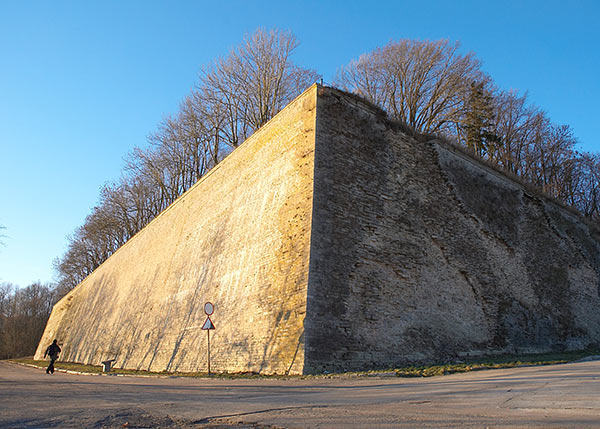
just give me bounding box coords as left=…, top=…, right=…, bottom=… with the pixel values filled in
left=201, top=302, right=215, bottom=375
left=207, top=329, right=211, bottom=375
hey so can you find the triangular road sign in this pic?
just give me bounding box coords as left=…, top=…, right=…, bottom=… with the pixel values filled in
left=201, top=316, right=215, bottom=330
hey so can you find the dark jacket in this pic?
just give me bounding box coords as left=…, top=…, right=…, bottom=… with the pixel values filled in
left=45, top=343, right=61, bottom=359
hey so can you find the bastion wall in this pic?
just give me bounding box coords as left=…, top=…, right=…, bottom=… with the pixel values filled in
left=37, top=85, right=600, bottom=374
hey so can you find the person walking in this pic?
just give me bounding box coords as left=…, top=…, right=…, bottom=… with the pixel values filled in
left=44, top=339, right=61, bottom=374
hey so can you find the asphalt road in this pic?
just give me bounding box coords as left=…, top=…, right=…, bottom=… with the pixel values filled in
left=1, top=359, right=599, bottom=428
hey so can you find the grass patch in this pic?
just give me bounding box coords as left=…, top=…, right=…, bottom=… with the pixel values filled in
left=394, top=348, right=600, bottom=377
left=7, top=358, right=292, bottom=379
left=8, top=348, right=599, bottom=379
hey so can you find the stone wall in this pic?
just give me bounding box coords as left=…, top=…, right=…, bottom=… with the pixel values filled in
left=305, top=87, right=600, bottom=373
left=35, top=85, right=318, bottom=375
left=37, top=85, right=600, bottom=375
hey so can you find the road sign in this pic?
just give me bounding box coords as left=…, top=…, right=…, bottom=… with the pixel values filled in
left=201, top=316, right=215, bottom=330
left=202, top=301, right=215, bottom=376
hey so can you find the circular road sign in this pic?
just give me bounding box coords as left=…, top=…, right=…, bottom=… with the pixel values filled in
left=204, top=302, right=214, bottom=315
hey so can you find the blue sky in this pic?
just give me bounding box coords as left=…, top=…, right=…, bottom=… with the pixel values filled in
left=1, top=0, right=599, bottom=287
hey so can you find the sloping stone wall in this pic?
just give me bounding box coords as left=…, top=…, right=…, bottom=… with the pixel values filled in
left=37, top=85, right=600, bottom=375
left=35, top=85, right=318, bottom=375
left=305, top=87, right=600, bottom=373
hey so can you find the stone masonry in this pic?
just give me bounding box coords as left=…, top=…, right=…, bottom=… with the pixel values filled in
left=35, top=85, right=318, bottom=374
left=36, top=85, right=600, bottom=374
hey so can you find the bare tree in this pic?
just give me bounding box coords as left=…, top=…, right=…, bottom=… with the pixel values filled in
left=485, top=90, right=542, bottom=176
left=54, top=28, right=320, bottom=294
left=336, top=39, right=484, bottom=135
left=529, top=124, right=578, bottom=198
left=566, top=152, right=600, bottom=220
left=236, top=28, right=320, bottom=128
left=0, top=282, right=55, bottom=359
left=198, top=28, right=320, bottom=147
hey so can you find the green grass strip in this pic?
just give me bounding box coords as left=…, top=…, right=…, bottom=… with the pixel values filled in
left=8, top=348, right=599, bottom=379
left=394, top=348, right=600, bottom=377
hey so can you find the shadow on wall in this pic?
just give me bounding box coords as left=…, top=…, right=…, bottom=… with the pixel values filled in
left=57, top=272, right=119, bottom=364
left=147, top=212, right=230, bottom=372
left=57, top=214, right=232, bottom=372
